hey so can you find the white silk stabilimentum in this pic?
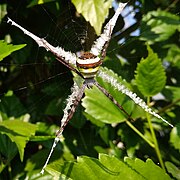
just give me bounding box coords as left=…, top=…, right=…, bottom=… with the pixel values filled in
left=7, top=18, right=77, bottom=66
left=98, top=70, right=173, bottom=127
left=61, top=82, right=80, bottom=129
left=90, top=3, right=127, bottom=56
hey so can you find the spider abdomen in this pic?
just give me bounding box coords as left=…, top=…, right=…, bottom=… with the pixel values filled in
left=77, top=52, right=102, bottom=78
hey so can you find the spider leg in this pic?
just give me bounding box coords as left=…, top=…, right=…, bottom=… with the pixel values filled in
left=56, top=83, right=86, bottom=137
left=98, top=69, right=173, bottom=127
left=90, top=3, right=127, bottom=57
left=41, top=82, right=86, bottom=174
left=55, top=57, right=84, bottom=78
left=94, top=81, right=135, bottom=122
left=100, top=26, right=112, bottom=61
left=7, top=18, right=82, bottom=77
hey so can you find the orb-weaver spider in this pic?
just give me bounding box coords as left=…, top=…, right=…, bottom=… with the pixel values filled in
left=7, top=2, right=173, bottom=174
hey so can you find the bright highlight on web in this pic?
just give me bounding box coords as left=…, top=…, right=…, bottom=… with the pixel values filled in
left=7, top=2, right=173, bottom=174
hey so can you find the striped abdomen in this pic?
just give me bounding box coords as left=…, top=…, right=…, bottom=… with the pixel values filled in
left=76, top=52, right=102, bottom=79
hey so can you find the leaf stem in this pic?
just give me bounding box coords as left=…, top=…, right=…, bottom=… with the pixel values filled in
left=158, top=98, right=180, bottom=114
left=125, top=121, right=155, bottom=148
left=146, top=96, right=165, bottom=171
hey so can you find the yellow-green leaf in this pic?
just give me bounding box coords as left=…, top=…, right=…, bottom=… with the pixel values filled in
left=0, top=40, right=26, bottom=61
left=135, top=45, right=166, bottom=96
left=45, top=154, right=171, bottom=179
left=72, top=0, right=112, bottom=35
left=0, top=119, right=37, bottom=161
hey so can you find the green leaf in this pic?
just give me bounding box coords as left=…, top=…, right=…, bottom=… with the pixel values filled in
left=45, top=154, right=170, bottom=179
left=0, top=40, right=26, bottom=61
left=0, top=4, right=7, bottom=23
left=125, top=158, right=170, bottom=180
left=135, top=45, right=166, bottom=96
left=82, top=85, right=126, bottom=124
left=82, top=67, right=145, bottom=124
left=164, top=44, right=180, bottom=69
left=0, top=134, right=18, bottom=173
left=71, top=0, right=112, bottom=35
left=170, top=123, right=180, bottom=152
left=97, top=68, right=146, bottom=120
left=140, top=10, right=180, bottom=44
left=0, top=119, right=37, bottom=161
left=165, top=161, right=180, bottom=179
left=45, top=98, right=62, bottom=116
left=165, top=86, right=180, bottom=105
left=83, top=112, right=105, bottom=127
left=0, top=91, right=26, bottom=117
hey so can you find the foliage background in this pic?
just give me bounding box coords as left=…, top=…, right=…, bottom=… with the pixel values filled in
left=0, top=0, right=180, bottom=179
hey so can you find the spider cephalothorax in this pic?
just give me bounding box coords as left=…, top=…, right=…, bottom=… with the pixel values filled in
left=77, top=52, right=102, bottom=78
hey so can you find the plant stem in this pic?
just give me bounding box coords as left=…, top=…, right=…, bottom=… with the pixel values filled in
left=158, top=98, right=180, bottom=114
left=125, top=121, right=155, bottom=148
left=146, top=96, right=165, bottom=171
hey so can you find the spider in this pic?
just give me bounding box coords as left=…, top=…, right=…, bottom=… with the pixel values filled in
left=7, top=2, right=173, bottom=174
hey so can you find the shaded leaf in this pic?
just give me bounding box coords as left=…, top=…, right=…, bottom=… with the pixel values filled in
left=72, top=0, right=112, bottom=35
left=165, top=161, right=180, bottom=179
left=45, top=98, right=62, bottom=116
left=140, top=10, right=180, bottom=44
left=0, top=40, right=26, bottom=61
left=164, top=44, right=180, bottom=69
left=0, top=4, right=7, bottom=23
left=165, top=86, right=180, bottom=105
left=170, top=123, right=180, bottom=152
left=0, top=134, right=18, bottom=173
left=0, top=91, right=26, bottom=118
left=135, top=45, right=166, bottom=96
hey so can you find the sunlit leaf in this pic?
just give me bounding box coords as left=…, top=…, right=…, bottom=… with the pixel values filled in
left=72, top=0, right=112, bottom=35
left=97, top=68, right=146, bottom=120
left=82, top=85, right=126, bottom=124
left=82, top=67, right=146, bottom=125
left=125, top=157, right=170, bottom=180
left=0, top=40, right=26, bottom=61
left=135, top=45, right=166, bottom=96
left=45, top=154, right=170, bottom=179
left=0, top=119, right=37, bottom=161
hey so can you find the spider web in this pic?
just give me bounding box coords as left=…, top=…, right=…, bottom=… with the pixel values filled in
left=0, top=0, right=160, bottom=124
left=0, top=0, right=178, bottom=151
left=0, top=1, right=92, bottom=122
left=0, top=1, right=145, bottom=157
left=0, top=1, right=179, bottom=174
